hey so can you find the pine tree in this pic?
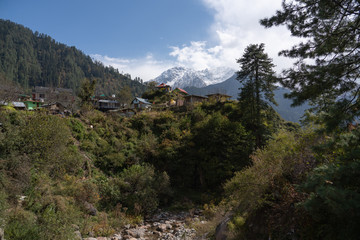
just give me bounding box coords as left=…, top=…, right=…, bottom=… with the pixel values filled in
left=237, top=43, right=278, bottom=148
left=260, top=0, right=360, bottom=129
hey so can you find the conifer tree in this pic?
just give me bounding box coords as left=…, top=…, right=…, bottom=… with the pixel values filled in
left=261, top=0, right=360, bottom=129
left=237, top=43, right=278, bottom=148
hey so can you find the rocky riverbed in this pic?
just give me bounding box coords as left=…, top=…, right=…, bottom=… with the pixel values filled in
left=82, top=210, right=208, bottom=240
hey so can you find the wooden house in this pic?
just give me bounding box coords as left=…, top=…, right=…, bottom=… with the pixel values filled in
left=32, top=86, right=75, bottom=107
left=23, top=100, right=43, bottom=110
left=172, top=88, right=188, bottom=95
left=184, top=95, right=208, bottom=106
left=131, top=97, right=151, bottom=110
left=11, top=102, right=26, bottom=110
left=156, top=83, right=172, bottom=92
left=41, top=102, right=67, bottom=115
left=91, top=95, right=121, bottom=111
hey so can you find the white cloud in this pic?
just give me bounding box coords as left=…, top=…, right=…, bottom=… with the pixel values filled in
left=169, top=0, right=301, bottom=73
left=93, top=0, right=300, bottom=81
left=91, top=54, right=173, bottom=81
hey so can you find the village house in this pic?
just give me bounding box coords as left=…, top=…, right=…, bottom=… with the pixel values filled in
left=156, top=83, right=172, bottom=93
left=41, top=102, right=69, bottom=115
left=131, top=97, right=152, bottom=110
left=32, top=86, right=75, bottom=107
left=11, top=102, right=26, bottom=110
left=184, top=95, right=208, bottom=106
left=172, top=88, right=188, bottom=95
left=171, top=88, right=189, bottom=107
left=0, top=101, right=26, bottom=110
left=23, top=99, right=43, bottom=110
left=92, top=95, right=121, bottom=111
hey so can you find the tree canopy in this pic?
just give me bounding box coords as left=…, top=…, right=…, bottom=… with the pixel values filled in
left=260, top=0, right=360, bottom=129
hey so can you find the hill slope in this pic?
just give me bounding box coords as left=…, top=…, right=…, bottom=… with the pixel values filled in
left=0, top=19, right=146, bottom=96
left=184, top=75, right=309, bottom=123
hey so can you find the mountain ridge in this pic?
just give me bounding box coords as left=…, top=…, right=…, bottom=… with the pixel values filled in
left=150, top=66, right=235, bottom=88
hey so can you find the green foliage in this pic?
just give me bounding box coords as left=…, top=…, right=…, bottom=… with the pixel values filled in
left=117, top=85, right=133, bottom=106
left=224, top=130, right=320, bottom=239
left=98, top=164, right=171, bottom=215
left=188, top=112, right=252, bottom=190
left=261, top=0, right=360, bottom=129
left=299, top=128, right=360, bottom=239
left=5, top=209, right=40, bottom=240
left=78, top=78, right=96, bottom=106
left=0, top=99, right=288, bottom=238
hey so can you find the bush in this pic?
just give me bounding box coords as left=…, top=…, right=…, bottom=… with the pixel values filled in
left=5, top=209, right=40, bottom=240
left=98, top=164, right=170, bottom=215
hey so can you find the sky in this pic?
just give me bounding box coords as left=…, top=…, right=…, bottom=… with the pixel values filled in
left=0, top=0, right=300, bottom=81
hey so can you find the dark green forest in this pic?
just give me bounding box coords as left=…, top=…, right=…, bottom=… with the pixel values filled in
left=0, top=19, right=146, bottom=96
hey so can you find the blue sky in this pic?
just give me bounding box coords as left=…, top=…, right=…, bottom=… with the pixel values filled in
left=0, top=0, right=298, bottom=80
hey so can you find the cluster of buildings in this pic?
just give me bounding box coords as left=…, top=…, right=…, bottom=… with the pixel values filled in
left=0, top=86, right=75, bottom=114
left=0, top=83, right=232, bottom=117
left=154, top=83, right=232, bottom=107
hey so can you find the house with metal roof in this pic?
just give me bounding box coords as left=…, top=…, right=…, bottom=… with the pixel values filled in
left=172, top=88, right=189, bottom=95
left=184, top=95, right=208, bottom=106
left=131, top=97, right=152, bottom=110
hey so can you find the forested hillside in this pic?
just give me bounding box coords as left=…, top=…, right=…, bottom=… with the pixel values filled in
left=0, top=19, right=146, bottom=96
left=0, top=99, right=297, bottom=239
left=184, top=75, right=310, bottom=123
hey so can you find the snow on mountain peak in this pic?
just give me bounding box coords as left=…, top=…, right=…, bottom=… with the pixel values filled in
left=150, top=67, right=236, bottom=89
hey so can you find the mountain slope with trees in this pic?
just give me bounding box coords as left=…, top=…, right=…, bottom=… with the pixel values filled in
left=184, top=75, right=309, bottom=123
left=0, top=19, right=146, bottom=96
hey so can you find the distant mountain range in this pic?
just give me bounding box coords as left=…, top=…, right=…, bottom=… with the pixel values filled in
left=150, top=66, right=235, bottom=88
left=184, top=74, right=309, bottom=123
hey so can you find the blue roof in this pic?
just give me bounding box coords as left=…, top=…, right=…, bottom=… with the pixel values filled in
left=134, top=97, right=151, bottom=104
left=12, top=102, right=26, bottom=108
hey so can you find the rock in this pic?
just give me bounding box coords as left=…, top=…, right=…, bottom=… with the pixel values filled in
left=97, top=237, right=109, bottom=240
left=215, top=212, right=233, bottom=240
left=84, top=201, right=97, bottom=216
left=110, top=234, right=122, bottom=240
left=125, top=228, right=145, bottom=238
left=72, top=224, right=80, bottom=231
left=156, top=223, right=167, bottom=232
left=83, top=238, right=97, bottom=240
left=73, top=230, right=82, bottom=240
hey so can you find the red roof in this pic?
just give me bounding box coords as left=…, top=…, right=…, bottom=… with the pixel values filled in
left=175, top=88, right=188, bottom=95
left=156, top=83, right=170, bottom=88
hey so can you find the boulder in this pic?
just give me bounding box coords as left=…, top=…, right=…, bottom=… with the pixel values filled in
left=125, top=228, right=145, bottom=238
left=84, top=201, right=97, bottom=216
left=73, top=230, right=82, bottom=240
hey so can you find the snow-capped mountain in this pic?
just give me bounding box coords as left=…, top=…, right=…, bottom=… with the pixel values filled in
left=150, top=67, right=235, bottom=88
